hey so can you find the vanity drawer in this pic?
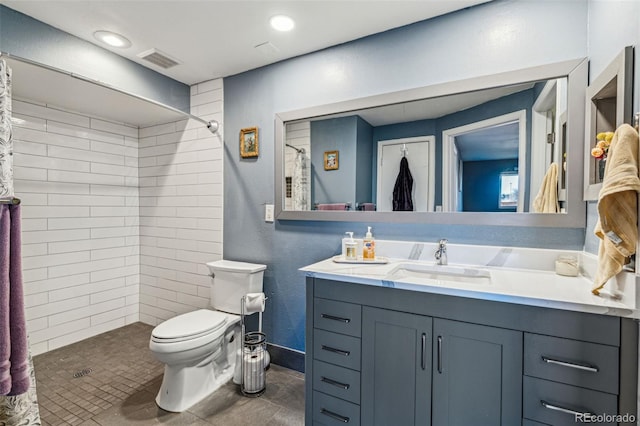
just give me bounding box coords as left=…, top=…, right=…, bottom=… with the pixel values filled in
left=313, top=360, right=361, bottom=404
left=523, top=376, right=618, bottom=426
left=314, top=298, right=361, bottom=337
left=313, top=391, right=360, bottom=426
left=314, top=329, right=361, bottom=371
left=524, top=333, right=619, bottom=394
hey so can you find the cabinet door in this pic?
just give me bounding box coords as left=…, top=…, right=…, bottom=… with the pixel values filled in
left=361, top=307, right=432, bottom=426
left=432, top=318, right=523, bottom=426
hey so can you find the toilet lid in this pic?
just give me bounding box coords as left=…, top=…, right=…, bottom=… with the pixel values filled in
left=152, top=309, right=228, bottom=342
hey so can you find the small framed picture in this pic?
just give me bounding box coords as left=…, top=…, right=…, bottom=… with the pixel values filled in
left=324, top=150, right=339, bottom=170
left=240, top=127, right=259, bottom=158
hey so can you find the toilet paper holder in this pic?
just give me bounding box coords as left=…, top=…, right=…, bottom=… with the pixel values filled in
left=240, top=294, right=268, bottom=397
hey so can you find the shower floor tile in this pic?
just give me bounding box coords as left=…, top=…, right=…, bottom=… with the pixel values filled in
left=32, top=322, right=305, bottom=425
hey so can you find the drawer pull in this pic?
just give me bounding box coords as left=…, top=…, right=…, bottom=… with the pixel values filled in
left=541, top=356, right=599, bottom=373
left=322, top=345, right=350, bottom=357
left=541, top=400, right=594, bottom=418
left=321, top=313, right=351, bottom=323
left=437, top=336, right=443, bottom=374
left=421, top=333, right=427, bottom=371
left=321, top=376, right=351, bottom=390
left=321, top=408, right=350, bottom=423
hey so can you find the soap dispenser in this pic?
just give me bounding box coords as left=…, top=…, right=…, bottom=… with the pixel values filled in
left=362, top=226, right=376, bottom=260
left=344, top=232, right=357, bottom=260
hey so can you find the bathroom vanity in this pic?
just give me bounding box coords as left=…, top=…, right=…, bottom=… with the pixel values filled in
left=302, top=242, right=639, bottom=426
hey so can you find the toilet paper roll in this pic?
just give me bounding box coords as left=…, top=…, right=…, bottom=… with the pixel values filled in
left=243, top=351, right=265, bottom=393
left=244, top=292, right=266, bottom=314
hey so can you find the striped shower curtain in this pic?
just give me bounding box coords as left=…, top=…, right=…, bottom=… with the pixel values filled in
left=0, top=57, right=41, bottom=425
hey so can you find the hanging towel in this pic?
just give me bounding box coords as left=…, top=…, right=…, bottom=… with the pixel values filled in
left=393, top=157, right=414, bottom=211
left=533, top=162, right=559, bottom=213
left=593, top=124, right=640, bottom=295
left=360, top=203, right=376, bottom=211
left=317, top=203, right=349, bottom=210
left=0, top=204, right=29, bottom=395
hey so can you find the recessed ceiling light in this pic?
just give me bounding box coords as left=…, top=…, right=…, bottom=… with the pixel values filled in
left=270, top=15, right=295, bottom=32
left=93, top=30, right=131, bottom=48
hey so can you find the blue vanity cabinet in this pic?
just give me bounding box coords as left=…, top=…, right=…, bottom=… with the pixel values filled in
left=361, top=306, right=433, bottom=426
left=305, top=276, right=638, bottom=426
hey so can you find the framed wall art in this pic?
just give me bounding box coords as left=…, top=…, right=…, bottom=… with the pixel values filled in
left=240, top=127, right=259, bottom=158
left=324, top=150, right=339, bottom=170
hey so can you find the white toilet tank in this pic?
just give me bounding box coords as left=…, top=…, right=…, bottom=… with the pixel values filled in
left=206, top=260, right=266, bottom=314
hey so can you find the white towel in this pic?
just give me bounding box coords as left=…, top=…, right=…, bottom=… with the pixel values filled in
left=593, top=124, right=640, bottom=295
left=533, top=162, right=559, bottom=213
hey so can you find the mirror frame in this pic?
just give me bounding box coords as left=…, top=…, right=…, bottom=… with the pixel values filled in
left=275, top=58, right=587, bottom=227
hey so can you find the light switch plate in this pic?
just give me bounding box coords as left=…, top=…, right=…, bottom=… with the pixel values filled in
left=265, top=204, right=274, bottom=222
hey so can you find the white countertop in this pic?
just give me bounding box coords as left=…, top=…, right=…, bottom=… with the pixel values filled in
left=301, top=240, right=639, bottom=318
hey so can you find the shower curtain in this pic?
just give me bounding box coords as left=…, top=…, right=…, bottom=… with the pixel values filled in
left=292, top=150, right=309, bottom=210
left=0, top=57, right=41, bottom=426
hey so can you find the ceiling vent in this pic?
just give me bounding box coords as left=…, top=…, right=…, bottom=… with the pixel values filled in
left=137, top=48, right=181, bottom=69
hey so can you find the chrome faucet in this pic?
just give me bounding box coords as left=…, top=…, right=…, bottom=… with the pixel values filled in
left=435, top=239, right=448, bottom=265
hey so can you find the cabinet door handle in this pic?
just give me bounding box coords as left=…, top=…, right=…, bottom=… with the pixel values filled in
left=541, top=400, right=594, bottom=418
left=321, top=408, right=350, bottom=423
left=321, top=376, right=350, bottom=390
left=437, top=336, right=443, bottom=374
left=541, top=356, right=599, bottom=373
left=322, top=345, right=350, bottom=357
left=421, top=333, right=427, bottom=370
left=321, top=313, right=351, bottom=323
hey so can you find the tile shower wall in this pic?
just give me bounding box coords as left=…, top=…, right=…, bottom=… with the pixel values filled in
left=138, top=79, right=224, bottom=325
left=12, top=99, right=140, bottom=355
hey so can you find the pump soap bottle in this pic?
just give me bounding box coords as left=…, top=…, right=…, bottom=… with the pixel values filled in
left=362, top=226, right=376, bottom=261
left=344, top=232, right=357, bottom=260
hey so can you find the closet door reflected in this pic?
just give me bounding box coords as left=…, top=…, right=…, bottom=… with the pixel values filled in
left=376, top=137, right=435, bottom=212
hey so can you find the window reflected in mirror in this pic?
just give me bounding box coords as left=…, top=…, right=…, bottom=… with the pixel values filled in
left=499, top=172, right=519, bottom=210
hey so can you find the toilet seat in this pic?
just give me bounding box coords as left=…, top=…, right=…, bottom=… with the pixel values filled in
left=151, top=309, right=227, bottom=344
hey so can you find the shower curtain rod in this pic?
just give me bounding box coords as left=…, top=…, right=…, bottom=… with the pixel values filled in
left=0, top=198, right=21, bottom=205
left=285, top=144, right=305, bottom=154
left=0, top=53, right=219, bottom=134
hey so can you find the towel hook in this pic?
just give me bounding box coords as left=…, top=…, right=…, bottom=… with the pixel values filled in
left=401, top=144, right=408, bottom=157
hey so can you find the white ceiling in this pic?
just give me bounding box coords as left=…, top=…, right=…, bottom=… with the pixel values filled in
left=3, top=0, right=491, bottom=85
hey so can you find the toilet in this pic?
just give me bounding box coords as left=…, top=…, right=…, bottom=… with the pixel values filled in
left=149, top=260, right=266, bottom=412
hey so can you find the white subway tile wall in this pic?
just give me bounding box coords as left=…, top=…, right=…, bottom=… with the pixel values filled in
left=138, top=79, right=223, bottom=326
left=12, top=99, right=140, bottom=356
left=13, top=79, right=223, bottom=354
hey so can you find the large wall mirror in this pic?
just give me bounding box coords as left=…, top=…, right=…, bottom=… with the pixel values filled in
left=275, top=59, right=587, bottom=227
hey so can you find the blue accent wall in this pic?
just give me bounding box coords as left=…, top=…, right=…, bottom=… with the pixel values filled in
left=310, top=117, right=358, bottom=206
left=224, top=0, right=590, bottom=352
left=310, top=116, right=374, bottom=208
left=463, top=159, right=519, bottom=212
left=0, top=5, right=190, bottom=112
left=355, top=117, right=374, bottom=205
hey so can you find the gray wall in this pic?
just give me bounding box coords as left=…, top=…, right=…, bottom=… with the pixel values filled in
left=223, top=0, right=590, bottom=351
left=310, top=116, right=358, bottom=206
left=0, top=5, right=190, bottom=112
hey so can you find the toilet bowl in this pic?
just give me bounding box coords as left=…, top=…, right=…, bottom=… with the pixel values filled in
left=148, top=260, right=266, bottom=412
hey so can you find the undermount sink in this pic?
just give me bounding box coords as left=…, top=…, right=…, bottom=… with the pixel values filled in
left=387, top=262, right=491, bottom=284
